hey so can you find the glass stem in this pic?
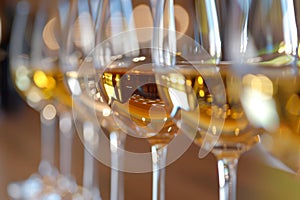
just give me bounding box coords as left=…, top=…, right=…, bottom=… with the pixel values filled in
left=216, top=156, right=238, bottom=200
left=39, top=105, right=57, bottom=176
left=83, top=149, right=93, bottom=188
left=83, top=148, right=100, bottom=197
left=83, top=122, right=102, bottom=200
left=151, top=145, right=167, bottom=200
left=110, top=131, right=126, bottom=200
left=59, top=112, right=74, bottom=177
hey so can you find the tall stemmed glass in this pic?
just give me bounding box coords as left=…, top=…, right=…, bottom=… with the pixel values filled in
left=8, top=0, right=90, bottom=198
left=9, top=1, right=60, bottom=197
left=60, top=0, right=103, bottom=199
left=227, top=0, right=299, bottom=174
left=151, top=0, right=277, bottom=200
left=221, top=0, right=298, bottom=198
left=89, top=0, right=183, bottom=199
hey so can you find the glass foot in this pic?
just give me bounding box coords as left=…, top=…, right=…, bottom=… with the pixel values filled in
left=7, top=173, right=97, bottom=200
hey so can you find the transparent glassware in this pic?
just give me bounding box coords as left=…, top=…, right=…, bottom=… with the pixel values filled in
left=152, top=0, right=222, bottom=198
left=151, top=0, right=273, bottom=200
left=87, top=0, right=177, bottom=199
left=227, top=0, right=299, bottom=173
left=8, top=0, right=94, bottom=198
left=60, top=0, right=103, bottom=199
left=218, top=0, right=297, bottom=199
left=59, top=0, right=105, bottom=199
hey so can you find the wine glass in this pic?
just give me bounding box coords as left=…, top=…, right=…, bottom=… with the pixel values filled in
left=228, top=0, right=299, bottom=174
left=151, top=0, right=278, bottom=200
left=57, top=0, right=103, bottom=198
left=60, top=0, right=103, bottom=199
left=9, top=1, right=59, bottom=197
left=77, top=0, right=186, bottom=199
left=8, top=0, right=95, bottom=198
left=223, top=0, right=297, bottom=198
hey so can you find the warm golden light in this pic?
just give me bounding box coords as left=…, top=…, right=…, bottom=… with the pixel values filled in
left=115, top=74, right=120, bottom=82
left=241, top=74, right=279, bottom=132
left=43, top=18, right=60, bottom=50
left=33, top=70, right=48, bottom=88
left=242, top=74, right=273, bottom=99
left=133, top=4, right=153, bottom=43
left=46, top=75, right=56, bottom=90
left=199, top=90, right=205, bottom=97
left=33, top=70, right=56, bottom=91
left=234, top=128, right=240, bottom=136
left=174, top=4, right=189, bottom=35
left=197, top=76, right=203, bottom=85
left=186, top=79, right=192, bottom=86
left=286, top=94, right=300, bottom=116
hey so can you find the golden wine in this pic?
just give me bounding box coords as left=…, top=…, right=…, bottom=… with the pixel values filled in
left=98, top=65, right=178, bottom=146
left=156, top=64, right=262, bottom=153
left=63, top=56, right=178, bottom=146
left=93, top=57, right=262, bottom=149
left=12, top=65, right=72, bottom=110
left=243, top=65, right=300, bottom=170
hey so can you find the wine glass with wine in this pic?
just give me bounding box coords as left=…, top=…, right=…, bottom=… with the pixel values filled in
left=229, top=0, right=299, bottom=174
left=151, top=0, right=283, bottom=200
left=72, top=0, right=205, bottom=199
left=8, top=0, right=96, bottom=198
left=218, top=0, right=297, bottom=199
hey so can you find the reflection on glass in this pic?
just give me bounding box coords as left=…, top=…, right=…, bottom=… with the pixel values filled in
left=249, top=66, right=300, bottom=171
left=8, top=0, right=96, bottom=198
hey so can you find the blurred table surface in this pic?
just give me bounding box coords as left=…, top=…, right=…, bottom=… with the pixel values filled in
left=0, top=104, right=300, bottom=200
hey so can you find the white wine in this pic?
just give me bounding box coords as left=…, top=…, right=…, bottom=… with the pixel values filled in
left=64, top=56, right=178, bottom=146
left=242, top=65, right=300, bottom=170
left=12, top=65, right=72, bottom=110
left=82, top=57, right=261, bottom=150
left=98, top=63, right=178, bottom=146
left=163, top=63, right=299, bottom=161
left=156, top=64, right=262, bottom=154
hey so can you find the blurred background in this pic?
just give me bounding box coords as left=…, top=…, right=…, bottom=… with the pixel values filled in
left=1, top=0, right=300, bottom=199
